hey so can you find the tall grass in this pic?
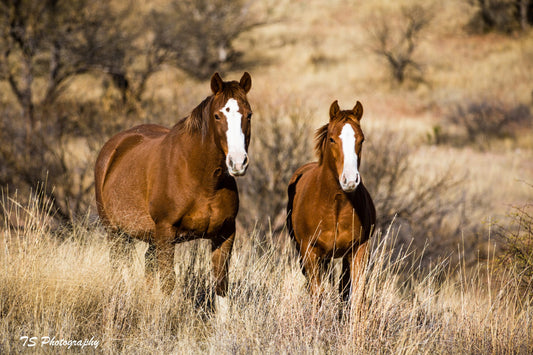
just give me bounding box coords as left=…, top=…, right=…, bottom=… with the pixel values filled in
left=1, top=193, right=532, bottom=354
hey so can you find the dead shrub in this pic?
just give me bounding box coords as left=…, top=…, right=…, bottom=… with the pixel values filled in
left=465, top=0, right=531, bottom=33
left=0, top=100, right=132, bottom=224
left=148, top=0, right=271, bottom=80
left=445, top=99, right=531, bottom=149
left=361, top=128, right=477, bottom=263
left=238, top=101, right=313, bottom=233
left=368, top=4, right=433, bottom=86
left=496, top=194, right=533, bottom=294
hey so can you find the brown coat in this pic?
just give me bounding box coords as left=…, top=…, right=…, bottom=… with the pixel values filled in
left=287, top=100, right=376, bottom=302
left=95, top=72, right=252, bottom=296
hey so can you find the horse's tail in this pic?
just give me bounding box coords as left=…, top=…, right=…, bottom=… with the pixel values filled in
left=286, top=163, right=316, bottom=241
left=286, top=176, right=299, bottom=241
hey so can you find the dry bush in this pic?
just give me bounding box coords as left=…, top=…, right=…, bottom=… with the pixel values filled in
left=0, top=99, right=132, bottom=224
left=361, top=127, right=480, bottom=263
left=368, top=4, right=433, bottom=86
left=148, top=0, right=272, bottom=80
left=1, top=193, right=532, bottom=353
left=0, top=0, right=135, bottom=224
left=445, top=99, right=532, bottom=149
left=238, top=100, right=313, bottom=232
left=496, top=195, right=533, bottom=293
left=466, top=0, right=533, bottom=33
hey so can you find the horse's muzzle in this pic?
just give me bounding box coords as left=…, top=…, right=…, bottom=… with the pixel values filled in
left=340, top=171, right=360, bottom=192
left=227, top=152, right=249, bottom=176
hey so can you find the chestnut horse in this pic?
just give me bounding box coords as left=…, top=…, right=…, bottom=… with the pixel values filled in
left=95, top=72, right=252, bottom=297
left=287, top=100, right=376, bottom=303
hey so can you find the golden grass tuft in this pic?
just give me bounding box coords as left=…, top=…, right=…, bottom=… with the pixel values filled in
left=1, top=194, right=532, bottom=354
left=1, top=0, right=532, bottom=353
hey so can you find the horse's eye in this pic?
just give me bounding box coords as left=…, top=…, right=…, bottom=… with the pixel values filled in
left=214, top=114, right=221, bottom=120
left=329, top=138, right=335, bottom=143
left=247, top=113, right=252, bottom=120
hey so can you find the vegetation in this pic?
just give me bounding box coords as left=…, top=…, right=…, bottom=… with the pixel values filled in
left=369, top=4, right=433, bottom=86
left=239, top=99, right=313, bottom=232
left=0, top=0, right=271, bottom=222
left=445, top=99, right=532, bottom=149
left=496, top=192, right=533, bottom=293
left=1, top=0, right=533, bottom=353
left=466, top=0, right=533, bottom=33
left=1, top=194, right=532, bottom=353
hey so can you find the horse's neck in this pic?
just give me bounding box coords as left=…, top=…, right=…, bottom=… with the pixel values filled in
left=167, top=128, right=226, bottom=181
left=315, top=162, right=341, bottom=196
left=318, top=153, right=339, bottom=184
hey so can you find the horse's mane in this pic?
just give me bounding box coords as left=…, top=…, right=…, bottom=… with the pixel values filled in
left=174, top=81, right=248, bottom=139
left=174, top=96, right=212, bottom=139
left=314, top=123, right=329, bottom=165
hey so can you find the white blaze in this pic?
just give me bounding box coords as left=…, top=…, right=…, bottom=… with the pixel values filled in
left=220, top=98, right=247, bottom=175
left=339, top=123, right=360, bottom=191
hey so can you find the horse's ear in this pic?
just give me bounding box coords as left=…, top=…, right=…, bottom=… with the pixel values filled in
left=329, top=100, right=340, bottom=121
left=211, top=72, right=224, bottom=94
left=353, top=101, right=363, bottom=120
left=239, top=72, right=252, bottom=93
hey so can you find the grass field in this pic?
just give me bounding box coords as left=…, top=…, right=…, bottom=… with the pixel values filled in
left=1, top=0, right=533, bottom=353
left=1, top=195, right=532, bottom=354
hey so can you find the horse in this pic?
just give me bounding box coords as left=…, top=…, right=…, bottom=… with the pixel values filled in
left=287, top=100, right=376, bottom=304
left=94, top=72, right=252, bottom=298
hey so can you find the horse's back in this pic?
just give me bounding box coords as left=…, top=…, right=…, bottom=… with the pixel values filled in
left=96, top=124, right=168, bottom=176
left=95, top=124, right=169, bottom=236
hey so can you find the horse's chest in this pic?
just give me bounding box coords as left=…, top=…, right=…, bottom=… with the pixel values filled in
left=180, top=193, right=237, bottom=236
left=299, top=192, right=363, bottom=255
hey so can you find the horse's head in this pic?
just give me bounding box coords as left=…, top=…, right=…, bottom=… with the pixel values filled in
left=209, top=72, right=252, bottom=176
left=316, top=100, right=365, bottom=192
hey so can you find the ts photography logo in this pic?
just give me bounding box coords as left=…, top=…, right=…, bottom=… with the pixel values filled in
left=20, top=335, right=100, bottom=350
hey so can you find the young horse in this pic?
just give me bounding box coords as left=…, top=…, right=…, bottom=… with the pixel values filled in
left=95, top=72, right=252, bottom=298
left=287, top=100, right=376, bottom=304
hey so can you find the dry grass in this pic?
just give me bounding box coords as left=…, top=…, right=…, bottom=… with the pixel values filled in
left=1, top=195, right=532, bottom=354
left=1, top=0, right=533, bottom=353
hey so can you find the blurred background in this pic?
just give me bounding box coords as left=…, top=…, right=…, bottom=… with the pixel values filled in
left=0, top=0, right=532, bottom=274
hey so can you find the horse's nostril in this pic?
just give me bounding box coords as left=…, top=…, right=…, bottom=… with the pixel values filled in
left=243, top=154, right=249, bottom=166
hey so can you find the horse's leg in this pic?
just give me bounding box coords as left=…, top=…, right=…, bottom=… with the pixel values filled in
left=339, top=256, right=351, bottom=304
left=300, top=242, right=323, bottom=300
left=211, top=226, right=236, bottom=297
left=144, top=242, right=157, bottom=288
left=211, top=225, right=236, bottom=317
left=348, top=241, right=369, bottom=307
left=154, top=223, right=176, bottom=295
